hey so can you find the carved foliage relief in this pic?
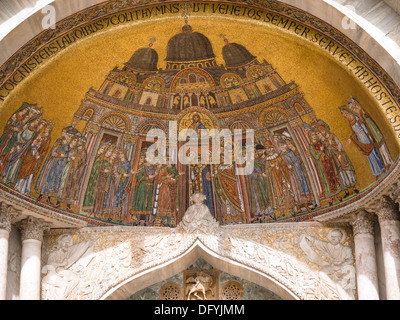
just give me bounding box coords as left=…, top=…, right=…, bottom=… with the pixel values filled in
left=41, top=223, right=355, bottom=300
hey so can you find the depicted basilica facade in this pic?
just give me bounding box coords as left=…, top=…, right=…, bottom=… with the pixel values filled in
left=0, top=0, right=399, bottom=301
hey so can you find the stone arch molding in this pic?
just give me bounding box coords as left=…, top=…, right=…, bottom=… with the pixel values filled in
left=41, top=215, right=354, bottom=300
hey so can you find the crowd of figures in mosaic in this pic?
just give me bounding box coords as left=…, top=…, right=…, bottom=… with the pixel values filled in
left=0, top=24, right=393, bottom=227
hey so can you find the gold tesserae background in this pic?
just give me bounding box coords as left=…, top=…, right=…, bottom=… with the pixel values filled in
left=0, top=16, right=398, bottom=191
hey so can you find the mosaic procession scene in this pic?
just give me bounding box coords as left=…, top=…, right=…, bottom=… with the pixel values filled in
left=0, top=16, right=395, bottom=228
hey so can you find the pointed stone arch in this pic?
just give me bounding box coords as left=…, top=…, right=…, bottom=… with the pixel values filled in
left=100, top=240, right=298, bottom=300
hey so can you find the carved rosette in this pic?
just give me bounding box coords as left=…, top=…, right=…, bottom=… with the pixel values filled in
left=18, top=217, right=50, bottom=242
left=0, top=202, right=19, bottom=233
left=351, top=210, right=376, bottom=237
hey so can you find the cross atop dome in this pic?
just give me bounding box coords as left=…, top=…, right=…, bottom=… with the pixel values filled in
left=181, top=2, right=192, bottom=25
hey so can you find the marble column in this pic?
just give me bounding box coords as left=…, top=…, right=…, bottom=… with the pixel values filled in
left=376, top=198, right=400, bottom=300
left=351, top=210, right=380, bottom=300
left=18, top=217, right=48, bottom=300
left=0, top=202, right=19, bottom=300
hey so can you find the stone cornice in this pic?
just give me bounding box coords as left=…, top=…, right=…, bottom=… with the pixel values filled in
left=0, top=188, right=87, bottom=229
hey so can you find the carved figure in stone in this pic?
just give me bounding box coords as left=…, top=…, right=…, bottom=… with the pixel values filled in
left=299, top=228, right=356, bottom=300
left=42, top=234, right=95, bottom=300
left=178, top=192, right=219, bottom=234
left=185, top=271, right=215, bottom=300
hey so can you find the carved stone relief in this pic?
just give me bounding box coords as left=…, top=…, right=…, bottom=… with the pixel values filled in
left=183, top=270, right=219, bottom=300
left=41, top=200, right=356, bottom=300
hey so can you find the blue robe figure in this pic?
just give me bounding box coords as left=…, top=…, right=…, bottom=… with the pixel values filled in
left=201, top=165, right=215, bottom=217
left=340, top=107, right=385, bottom=177
left=350, top=116, right=385, bottom=177
left=115, top=160, right=132, bottom=213
left=35, top=126, right=78, bottom=202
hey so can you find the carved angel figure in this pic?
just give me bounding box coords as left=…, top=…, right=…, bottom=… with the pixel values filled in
left=41, top=234, right=94, bottom=300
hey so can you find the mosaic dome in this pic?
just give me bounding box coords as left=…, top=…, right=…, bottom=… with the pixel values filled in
left=125, top=47, right=159, bottom=72
left=222, top=42, right=257, bottom=69
left=166, top=24, right=216, bottom=64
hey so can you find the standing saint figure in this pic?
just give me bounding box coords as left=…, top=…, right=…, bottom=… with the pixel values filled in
left=155, top=162, right=181, bottom=227
left=130, top=153, right=157, bottom=226
left=14, top=121, right=53, bottom=196
left=35, top=126, right=79, bottom=204
left=340, top=106, right=385, bottom=178
left=59, top=136, right=88, bottom=212
left=92, top=146, right=117, bottom=218
left=248, top=144, right=272, bottom=220
left=308, top=129, right=339, bottom=197
left=347, top=97, right=392, bottom=168
left=2, top=114, right=43, bottom=186
left=82, top=143, right=108, bottom=212
left=113, top=149, right=132, bottom=220
left=317, top=124, right=357, bottom=198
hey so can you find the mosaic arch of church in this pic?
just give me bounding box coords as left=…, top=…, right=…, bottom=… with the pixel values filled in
left=0, top=0, right=399, bottom=301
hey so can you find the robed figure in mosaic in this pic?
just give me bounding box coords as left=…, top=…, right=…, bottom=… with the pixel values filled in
left=2, top=114, right=44, bottom=186
left=130, top=153, right=157, bottom=225
left=246, top=144, right=272, bottom=220
left=154, top=162, right=181, bottom=227
left=315, top=122, right=358, bottom=198
left=83, top=143, right=108, bottom=212
left=14, top=120, right=54, bottom=196
left=307, top=129, right=339, bottom=197
left=92, top=146, right=118, bottom=218
left=347, top=97, right=392, bottom=169
left=340, top=106, right=385, bottom=178
left=58, top=136, right=88, bottom=212
left=35, top=126, right=80, bottom=204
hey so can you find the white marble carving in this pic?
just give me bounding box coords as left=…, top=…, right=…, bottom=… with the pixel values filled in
left=178, top=192, right=219, bottom=234
left=41, top=195, right=356, bottom=300
left=41, top=234, right=94, bottom=300
left=299, top=228, right=356, bottom=300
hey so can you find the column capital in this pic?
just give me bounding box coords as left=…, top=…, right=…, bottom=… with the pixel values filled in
left=375, top=196, right=400, bottom=223
left=351, top=210, right=376, bottom=236
left=18, top=216, right=51, bottom=242
left=0, top=202, right=20, bottom=233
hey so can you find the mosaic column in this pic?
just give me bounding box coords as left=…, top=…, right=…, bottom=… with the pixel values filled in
left=375, top=198, right=400, bottom=300
left=0, top=203, right=19, bottom=300
left=351, top=210, right=379, bottom=300
left=18, top=217, right=49, bottom=300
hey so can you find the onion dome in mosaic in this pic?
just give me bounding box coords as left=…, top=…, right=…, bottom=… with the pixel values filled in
left=125, top=45, right=159, bottom=72
left=166, top=24, right=216, bottom=63
left=222, top=41, right=257, bottom=69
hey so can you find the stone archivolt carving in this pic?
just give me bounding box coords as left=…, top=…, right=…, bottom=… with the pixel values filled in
left=41, top=198, right=355, bottom=300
